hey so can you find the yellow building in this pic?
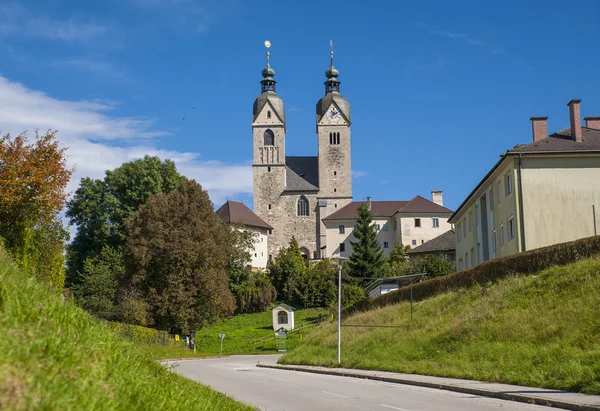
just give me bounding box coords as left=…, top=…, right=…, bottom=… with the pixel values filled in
left=449, top=99, right=600, bottom=270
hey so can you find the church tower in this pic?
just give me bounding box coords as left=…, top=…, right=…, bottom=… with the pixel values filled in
left=252, top=42, right=286, bottom=256
left=316, top=48, right=353, bottom=252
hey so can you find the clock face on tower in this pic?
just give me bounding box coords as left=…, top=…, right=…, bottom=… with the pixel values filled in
left=326, top=106, right=342, bottom=122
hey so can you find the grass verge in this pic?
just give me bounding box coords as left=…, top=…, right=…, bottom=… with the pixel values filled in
left=0, top=247, right=255, bottom=410
left=143, top=307, right=327, bottom=359
left=280, top=256, right=600, bottom=394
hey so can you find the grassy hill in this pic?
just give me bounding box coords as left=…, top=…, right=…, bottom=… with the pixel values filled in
left=145, top=306, right=327, bottom=359
left=280, top=256, right=600, bottom=394
left=0, top=247, right=255, bottom=410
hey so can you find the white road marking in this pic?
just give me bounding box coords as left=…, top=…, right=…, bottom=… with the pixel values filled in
left=381, top=405, right=412, bottom=411
left=322, top=391, right=350, bottom=398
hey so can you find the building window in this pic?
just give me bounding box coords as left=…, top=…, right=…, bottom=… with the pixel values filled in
left=470, top=248, right=475, bottom=267
left=353, top=224, right=357, bottom=230
left=422, top=240, right=425, bottom=244
left=374, top=224, right=381, bottom=231
left=339, top=225, right=345, bottom=234
left=263, top=129, right=274, bottom=146
left=412, top=239, right=417, bottom=246
left=505, top=173, right=513, bottom=196
left=382, top=224, right=389, bottom=231
left=499, top=224, right=505, bottom=246
left=267, top=110, right=271, bottom=119
left=334, top=188, right=337, bottom=193
left=507, top=216, right=515, bottom=240
left=267, top=166, right=271, bottom=172
left=339, top=242, right=345, bottom=252
left=458, top=259, right=463, bottom=271
left=465, top=252, right=469, bottom=269
left=432, top=218, right=439, bottom=228
left=334, top=171, right=337, bottom=176
left=457, top=223, right=462, bottom=242
left=492, top=230, right=497, bottom=251
left=277, top=311, right=288, bottom=324
left=496, top=182, right=502, bottom=205
left=468, top=213, right=472, bottom=232
left=490, top=189, right=494, bottom=211
left=384, top=241, right=389, bottom=249
left=254, top=253, right=257, bottom=257
left=261, top=252, right=263, bottom=256
left=297, top=196, right=309, bottom=216
left=462, top=218, right=467, bottom=236
left=268, top=204, right=271, bottom=210
left=414, top=218, right=421, bottom=227
left=329, top=132, right=340, bottom=145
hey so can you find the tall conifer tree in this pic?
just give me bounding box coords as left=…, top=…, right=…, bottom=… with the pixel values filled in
left=348, top=204, right=384, bottom=280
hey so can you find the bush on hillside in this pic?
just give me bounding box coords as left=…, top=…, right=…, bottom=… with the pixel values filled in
left=344, top=234, right=600, bottom=316
left=235, top=270, right=277, bottom=314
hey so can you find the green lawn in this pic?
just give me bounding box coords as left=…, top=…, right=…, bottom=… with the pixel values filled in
left=280, top=256, right=600, bottom=394
left=145, top=306, right=328, bottom=360
left=0, top=248, right=255, bottom=410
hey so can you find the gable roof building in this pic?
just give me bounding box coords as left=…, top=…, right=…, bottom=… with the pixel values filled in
left=407, top=229, right=456, bottom=261
left=449, top=99, right=600, bottom=271
left=323, top=191, right=454, bottom=259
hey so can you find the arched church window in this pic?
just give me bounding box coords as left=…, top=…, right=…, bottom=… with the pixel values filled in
left=264, top=129, right=274, bottom=146
left=277, top=311, right=288, bottom=324
left=297, top=196, right=309, bottom=216
left=267, top=111, right=271, bottom=119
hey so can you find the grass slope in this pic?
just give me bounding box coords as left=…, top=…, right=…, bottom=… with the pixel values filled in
left=280, top=257, right=600, bottom=394
left=146, top=306, right=327, bottom=359
left=0, top=249, right=255, bottom=410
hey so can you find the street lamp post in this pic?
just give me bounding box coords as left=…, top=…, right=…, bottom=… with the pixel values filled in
left=332, top=256, right=347, bottom=366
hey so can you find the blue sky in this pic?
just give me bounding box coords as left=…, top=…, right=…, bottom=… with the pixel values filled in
left=1, top=0, right=600, bottom=216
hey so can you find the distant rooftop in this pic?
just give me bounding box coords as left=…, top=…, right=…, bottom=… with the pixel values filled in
left=216, top=200, right=272, bottom=230
left=407, top=229, right=456, bottom=255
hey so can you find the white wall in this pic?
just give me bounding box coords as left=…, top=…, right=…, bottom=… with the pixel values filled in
left=235, top=226, right=269, bottom=270
left=397, top=212, right=452, bottom=249
left=272, top=307, right=294, bottom=331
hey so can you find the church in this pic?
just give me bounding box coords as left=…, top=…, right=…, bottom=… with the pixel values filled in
left=251, top=45, right=353, bottom=262
left=217, top=44, right=454, bottom=269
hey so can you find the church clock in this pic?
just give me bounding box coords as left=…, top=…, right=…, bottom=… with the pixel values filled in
left=326, top=106, right=342, bottom=121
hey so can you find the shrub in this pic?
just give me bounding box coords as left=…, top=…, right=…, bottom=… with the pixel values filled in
left=344, top=234, right=600, bottom=316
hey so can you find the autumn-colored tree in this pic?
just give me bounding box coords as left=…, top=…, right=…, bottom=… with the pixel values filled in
left=65, top=155, right=183, bottom=286
left=123, top=179, right=235, bottom=334
left=0, top=130, right=73, bottom=290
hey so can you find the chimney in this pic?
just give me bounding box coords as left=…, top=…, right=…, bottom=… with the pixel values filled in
left=584, top=116, right=600, bottom=130
left=366, top=196, right=372, bottom=210
left=431, top=190, right=443, bottom=206
left=530, top=117, right=548, bottom=142
left=568, top=99, right=583, bottom=142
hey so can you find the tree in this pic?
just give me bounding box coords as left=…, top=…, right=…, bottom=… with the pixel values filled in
left=0, top=130, right=73, bottom=290
left=267, top=237, right=306, bottom=301
left=65, top=155, right=183, bottom=286
left=234, top=270, right=277, bottom=314
left=294, top=258, right=337, bottom=308
left=124, top=179, right=235, bottom=334
left=72, top=246, right=125, bottom=320
left=348, top=204, right=385, bottom=282
left=410, top=255, right=456, bottom=279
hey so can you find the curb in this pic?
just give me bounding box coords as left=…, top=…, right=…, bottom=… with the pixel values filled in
left=256, top=364, right=600, bottom=411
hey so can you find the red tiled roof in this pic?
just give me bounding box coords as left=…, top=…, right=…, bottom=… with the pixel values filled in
left=323, top=196, right=453, bottom=222
left=216, top=200, right=273, bottom=230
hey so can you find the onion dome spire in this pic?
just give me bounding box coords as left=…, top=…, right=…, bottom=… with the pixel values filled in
left=260, top=40, right=276, bottom=93
left=324, top=40, right=340, bottom=94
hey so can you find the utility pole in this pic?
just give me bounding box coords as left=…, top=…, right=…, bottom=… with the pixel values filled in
left=332, top=256, right=347, bottom=366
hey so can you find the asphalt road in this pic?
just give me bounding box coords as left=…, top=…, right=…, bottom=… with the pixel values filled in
left=164, top=355, right=559, bottom=411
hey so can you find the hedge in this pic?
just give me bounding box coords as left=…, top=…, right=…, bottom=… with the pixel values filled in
left=343, top=234, right=600, bottom=317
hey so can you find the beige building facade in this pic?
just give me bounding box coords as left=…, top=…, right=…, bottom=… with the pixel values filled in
left=449, top=99, right=600, bottom=270
left=252, top=49, right=353, bottom=261
left=322, top=193, right=454, bottom=259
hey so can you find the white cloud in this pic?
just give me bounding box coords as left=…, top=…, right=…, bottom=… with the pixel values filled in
left=0, top=75, right=253, bottom=216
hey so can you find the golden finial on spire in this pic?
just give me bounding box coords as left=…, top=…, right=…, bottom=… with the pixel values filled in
left=329, top=39, right=334, bottom=65
left=264, top=40, right=271, bottom=65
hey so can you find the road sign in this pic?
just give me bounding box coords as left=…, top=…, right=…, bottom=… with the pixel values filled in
left=219, top=333, right=226, bottom=356
left=219, top=333, right=225, bottom=340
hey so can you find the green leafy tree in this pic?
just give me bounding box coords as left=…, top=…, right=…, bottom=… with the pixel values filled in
left=294, top=258, right=337, bottom=308
left=65, top=155, right=183, bottom=286
left=235, top=270, right=277, bottom=314
left=73, top=246, right=125, bottom=320
left=267, top=237, right=306, bottom=301
left=124, top=179, right=235, bottom=334
left=341, top=283, right=367, bottom=308
left=348, top=204, right=385, bottom=282
left=410, top=255, right=456, bottom=279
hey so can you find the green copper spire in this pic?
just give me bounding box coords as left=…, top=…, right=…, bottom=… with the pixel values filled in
left=261, top=40, right=276, bottom=93
left=325, top=41, right=340, bottom=93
